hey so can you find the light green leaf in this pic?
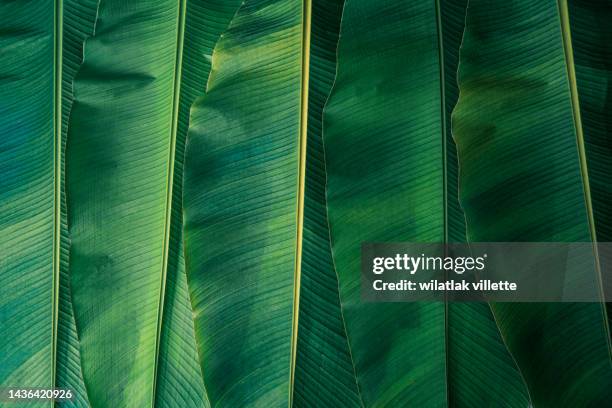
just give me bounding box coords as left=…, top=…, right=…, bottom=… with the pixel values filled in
left=567, top=0, right=612, bottom=329
left=0, top=2, right=97, bottom=406
left=184, top=0, right=306, bottom=405
left=185, top=0, right=364, bottom=405
left=66, top=0, right=231, bottom=405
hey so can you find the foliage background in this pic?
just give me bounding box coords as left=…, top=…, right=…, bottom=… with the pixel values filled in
left=0, top=0, right=610, bottom=407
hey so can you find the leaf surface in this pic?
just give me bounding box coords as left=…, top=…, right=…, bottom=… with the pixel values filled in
left=568, top=0, right=612, bottom=327
left=156, top=1, right=243, bottom=407
left=184, top=0, right=372, bottom=406
left=453, top=0, right=612, bottom=405
left=294, top=0, right=363, bottom=406
left=325, top=0, right=530, bottom=406
left=65, top=1, right=249, bottom=406
left=58, top=1, right=100, bottom=406
left=184, top=0, right=306, bottom=405
left=0, top=2, right=57, bottom=403
left=0, top=2, right=99, bottom=406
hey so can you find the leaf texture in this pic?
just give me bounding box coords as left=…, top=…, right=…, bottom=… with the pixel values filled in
left=2, top=0, right=611, bottom=406
left=184, top=0, right=309, bottom=405
left=324, top=0, right=530, bottom=406
left=156, top=1, right=244, bottom=407
left=453, top=0, right=612, bottom=405
left=325, top=1, right=448, bottom=405
left=293, top=0, right=363, bottom=406
left=567, top=0, right=612, bottom=327
left=0, top=2, right=57, bottom=403
left=441, top=1, right=531, bottom=406
left=568, top=0, right=612, bottom=241
left=67, top=0, right=186, bottom=405
left=57, top=1, right=100, bottom=406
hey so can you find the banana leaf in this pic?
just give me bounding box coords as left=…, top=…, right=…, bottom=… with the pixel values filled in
left=155, top=1, right=243, bottom=407
left=568, top=0, right=612, bottom=327
left=0, top=2, right=97, bottom=406
left=183, top=0, right=531, bottom=406
left=324, top=0, right=530, bottom=406
left=2, top=0, right=610, bottom=406
left=452, top=0, right=612, bottom=405
left=66, top=0, right=240, bottom=405
left=183, top=0, right=366, bottom=405
left=0, top=1, right=58, bottom=399
left=58, top=2, right=101, bottom=407
left=293, top=0, right=363, bottom=406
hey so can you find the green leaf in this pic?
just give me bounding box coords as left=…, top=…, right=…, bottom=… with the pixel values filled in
left=156, top=1, right=243, bottom=407
left=65, top=0, right=233, bottom=405
left=183, top=0, right=307, bottom=405
left=324, top=0, right=530, bottom=406
left=294, top=0, right=363, bottom=406
left=0, top=1, right=58, bottom=400
left=567, top=0, right=612, bottom=328
left=58, top=1, right=100, bottom=407
left=184, top=0, right=366, bottom=404
left=453, top=0, right=612, bottom=405
left=67, top=1, right=181, bottom=404
left=442, top=1, right=530, bottom=406
left=0, top=2, right=96, bottom=405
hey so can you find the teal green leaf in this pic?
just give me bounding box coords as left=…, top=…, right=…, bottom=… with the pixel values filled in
left=324, top=0, right=529, bottom=406
left=0, top=2, right=97, bottom=406
left=58, top=1, right=100, bottom=407
left=0, top=1, right=58, bottom=401
left=453, top=0, right=612, bottom=405
left=156, top=1, right=243, bottom=407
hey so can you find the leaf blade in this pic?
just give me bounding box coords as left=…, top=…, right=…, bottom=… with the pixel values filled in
left=325, top=0, right=531, bottom=406
left=66, top=1, right=185, bottom=405
left=293, top=0, right=363, bottom=406
left=155, top=2, right=245, bottom=407
left=567, top=0, right=612, bottom=331
left=57, top=1, right=100, bottom=406
left=453, top=0, right=612, bottom=405
left=0, top=3, right=57, bottom=405
left=324, top=1, right=448, bottom=405
left=183, top=0, right=305, bottom=405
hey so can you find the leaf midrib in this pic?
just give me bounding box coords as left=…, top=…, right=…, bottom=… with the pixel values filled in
left=52, top=0, right=63, bottom=399
left=288, top=0, right=312, bottom=405
left=557, top=0, right=612, bottom=358
left=151, top=0, right=188, bottom=406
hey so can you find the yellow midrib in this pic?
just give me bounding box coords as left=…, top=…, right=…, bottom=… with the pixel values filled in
left=289, top=0, right=312, bottom=406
